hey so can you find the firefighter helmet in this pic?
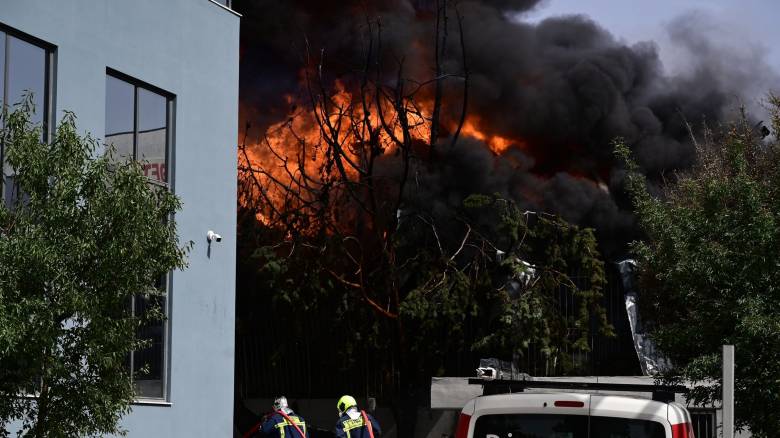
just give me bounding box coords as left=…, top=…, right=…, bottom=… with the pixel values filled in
left=273, top=396, right=289, bottom=411
left=337, top=395, right=357, bottom=415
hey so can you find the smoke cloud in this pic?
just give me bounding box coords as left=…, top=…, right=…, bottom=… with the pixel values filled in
left=234, top=0, right=778, bottom=257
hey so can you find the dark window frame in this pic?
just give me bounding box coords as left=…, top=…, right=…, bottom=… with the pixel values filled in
left=105, top=68, right=176, bottom=401
left=0, top=22, right=57, bottom=207
left=106, top=68, right=174, bottom=188
left=211, top=0, right=233, bottom=9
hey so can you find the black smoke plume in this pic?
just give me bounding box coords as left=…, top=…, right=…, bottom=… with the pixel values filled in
left=234, top=0, right=777, bottom=257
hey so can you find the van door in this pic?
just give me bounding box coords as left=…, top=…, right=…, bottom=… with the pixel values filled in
left=472, top=414, right=588, bottom=438
left=469, top=393, right=591, bottom=438
left=590, top=416, right=667, bottom=437
left=589, top=395, right=672, bottom=438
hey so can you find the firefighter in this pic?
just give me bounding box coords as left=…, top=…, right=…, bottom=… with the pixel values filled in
left=334, top=395, right=381, bottom=438
left=260, top=396, right=309, bottom=438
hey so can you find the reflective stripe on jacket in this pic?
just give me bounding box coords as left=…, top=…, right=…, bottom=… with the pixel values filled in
left=261, top=412, right=308, bottom=438
left=335, top=411, right=381, bottom=438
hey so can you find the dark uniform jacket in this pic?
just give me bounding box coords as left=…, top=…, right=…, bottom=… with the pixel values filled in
left=334, top=411, right=381, bottom=438
left=261, top=411, right=309, bottom=438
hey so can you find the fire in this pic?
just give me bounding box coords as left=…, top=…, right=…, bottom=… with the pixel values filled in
left=239, top=78, right=528, bottom=230
left=239, top=79, right=430, bottom=230
left=459, top=117, right=524, bottom=155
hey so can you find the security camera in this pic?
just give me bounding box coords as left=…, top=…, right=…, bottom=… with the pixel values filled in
left=207, top=230, right=222, bottom=243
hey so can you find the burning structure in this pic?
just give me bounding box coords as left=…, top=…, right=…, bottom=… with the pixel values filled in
left=233, top=0, right=777, bottom=435
left=236, top=0, right=776, bottom=257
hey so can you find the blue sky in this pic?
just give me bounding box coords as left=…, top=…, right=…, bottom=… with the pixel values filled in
left=521, top=0, right=780, bottom=73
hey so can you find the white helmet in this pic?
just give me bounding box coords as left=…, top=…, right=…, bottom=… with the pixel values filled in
left=273, top=396, right=289, bottom=411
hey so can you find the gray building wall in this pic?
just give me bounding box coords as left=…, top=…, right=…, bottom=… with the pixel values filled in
left=0, top=1, right=239, bottom=436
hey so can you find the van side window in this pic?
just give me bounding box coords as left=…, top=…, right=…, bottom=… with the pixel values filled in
left=590, top=416, right=666, bottom=438
left=473, top=414, right=588, bottom=438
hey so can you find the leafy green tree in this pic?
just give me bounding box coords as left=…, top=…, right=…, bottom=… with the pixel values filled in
left=0, top=101, right=188, bottom=437
left=238, top=189, right=614, bottom=407
left=617, top=100, right=780, bottom=437
left=458, top=194, right=614, bottom=372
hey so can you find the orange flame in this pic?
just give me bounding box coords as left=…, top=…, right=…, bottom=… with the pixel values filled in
left=239, top=80, right=528, bottom=228
left=459, top=117, right=524, bottom=154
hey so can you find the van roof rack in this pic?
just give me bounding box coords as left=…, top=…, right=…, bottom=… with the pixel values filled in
left=467, top=378, right=688, bottom=403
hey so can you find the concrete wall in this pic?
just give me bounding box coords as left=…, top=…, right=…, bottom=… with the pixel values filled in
left=0, top=1, right=239, bottom=436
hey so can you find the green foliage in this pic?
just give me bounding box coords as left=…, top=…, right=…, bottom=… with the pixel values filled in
left=617, top=100, right=780, bottom=437
left=397, top=247, right=481, bottom=374
left=0, top=100, right=187, bottom=437
left=245, top=190, right=614, bottom=384
left=460, top=194, right=613, bottom=374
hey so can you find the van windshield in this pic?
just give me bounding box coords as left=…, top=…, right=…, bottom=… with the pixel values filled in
left=472, top=414, right=666, bottom=438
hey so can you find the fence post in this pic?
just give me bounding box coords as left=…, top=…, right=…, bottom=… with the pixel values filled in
left=722, top=345, right=734, bottom=438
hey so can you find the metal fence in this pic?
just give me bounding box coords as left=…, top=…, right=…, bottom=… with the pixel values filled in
left=512, top=263, right=638, bottom=377
left=235, top=306, right=388, bottom=400
left=690, top=409, right=717, bottom=438
left=235, top=262, right=640, bottom=399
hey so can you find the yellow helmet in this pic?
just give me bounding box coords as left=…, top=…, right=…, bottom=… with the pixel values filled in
left=337, top=395, right=357, bottom=415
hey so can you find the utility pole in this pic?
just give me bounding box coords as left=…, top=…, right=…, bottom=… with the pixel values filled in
left=722, top=345, right=734, bottom=438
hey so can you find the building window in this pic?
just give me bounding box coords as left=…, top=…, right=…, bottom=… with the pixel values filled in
left=0, top=24, right=55, bottom=208
left=105, top=70, right=174, bottom=399
left=105, top=72, right=171, bottom=186
left=212, top=0, right=232, bottom=8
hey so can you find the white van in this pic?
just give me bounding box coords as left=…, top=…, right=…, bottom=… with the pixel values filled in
left=455, top=392, right=695, bottom=438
